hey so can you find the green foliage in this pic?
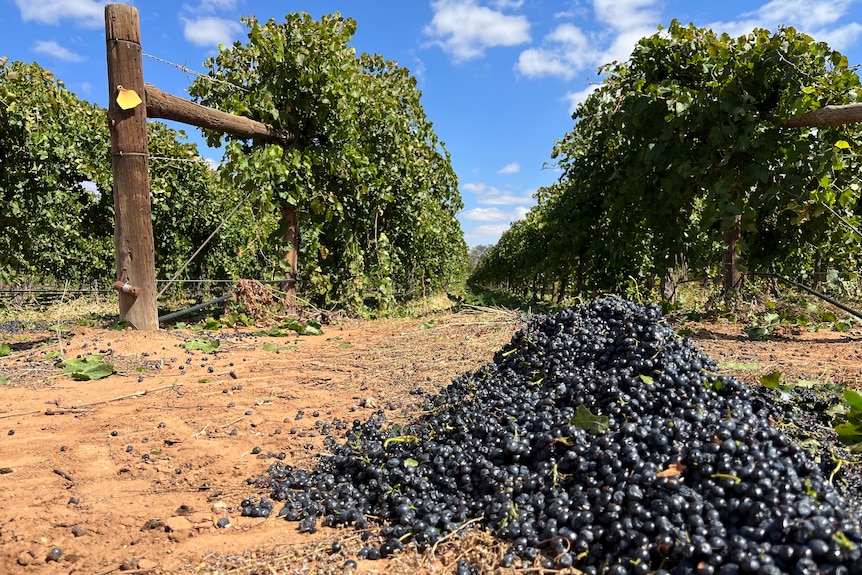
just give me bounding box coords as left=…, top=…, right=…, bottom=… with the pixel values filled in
left=744, top=312, right=781, bottom=340
left=183, top=337, right=220, bottom=353
left=570, top=405, right=610, bottom=434
left=255, top=318, right=323, bottom=336
left=0, top=58, right=270, bottom=288
left=0, top=58, right=114, bottom=283
left=471, top=23, right=862, bottom=302
left=55, top=354, right=115, bottom=380
left=188, top=12, right=467, bottom=311
left=835, top=389, right=862, bottom=449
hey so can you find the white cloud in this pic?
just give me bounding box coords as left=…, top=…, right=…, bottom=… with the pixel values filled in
left=516, top=23, right=601, bottom=79
left=816, top=23, right=862, bottom=52
left=14, top=0, right=114, bottom=28
left=460, top=184, right=531, bottom=245
left=462, top=212, right=530, bottom=245
left=462, top=207, right=510, bottom=222
left=425, top=0, right=531, bottom=62
left=464, top=222, right=517, bottom=243
left=498, top=162, right=520, bottom=174
left=32, top=40, right=86, bottom=62
left=461, top=182, right=535, bottom=205
left=709, top=0, right=862, bottom=52
left=182, top=17, right=243, bottom=47
left=746, top=0, right=850, bottom=28
left=592, top=0, right=661, bottom=32
left=516, top=0, right=662, bottom=80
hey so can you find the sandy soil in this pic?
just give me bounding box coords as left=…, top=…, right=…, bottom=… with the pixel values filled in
left=0, top=309, right=859, bottom=574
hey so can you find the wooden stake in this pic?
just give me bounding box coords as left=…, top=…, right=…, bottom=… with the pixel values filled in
left=105, top=4, right=158, bottom=330
left=282, top=205, right=299, bottom=309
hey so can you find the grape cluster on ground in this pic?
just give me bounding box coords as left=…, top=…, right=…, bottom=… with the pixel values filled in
left=249, top=298, right=862, bottom=574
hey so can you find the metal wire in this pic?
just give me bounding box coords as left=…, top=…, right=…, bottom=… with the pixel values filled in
left=142, top=52, right=249, bottom=93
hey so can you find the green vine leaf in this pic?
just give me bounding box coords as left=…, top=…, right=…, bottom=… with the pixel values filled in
left=570, top=405, right=609, bottom=435
left=56, top=354, right=115, bottom=381
left=184, top=338, right=220, bottom=353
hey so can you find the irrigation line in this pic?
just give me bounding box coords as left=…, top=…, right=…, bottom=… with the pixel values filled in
left=158, top=292, right=235, bottom=323
left=751, top=272, right=862, bottom=321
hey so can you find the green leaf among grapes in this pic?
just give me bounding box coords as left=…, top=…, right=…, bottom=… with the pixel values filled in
left=843, top=389, right=862, bottom=413
left=570, top=405, right=609, bottom=434
left=834, top=421, right=862, bottom=446
left=760, top=370, right=782, bottom=389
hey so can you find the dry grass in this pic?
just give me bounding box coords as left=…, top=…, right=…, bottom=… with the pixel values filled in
left=0, top=292, right=119, bottom=326
left=185, top=526, right=585, bottom=575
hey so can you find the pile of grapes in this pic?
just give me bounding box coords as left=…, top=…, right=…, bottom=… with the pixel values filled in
left=246, top=297, right=862, bottom=574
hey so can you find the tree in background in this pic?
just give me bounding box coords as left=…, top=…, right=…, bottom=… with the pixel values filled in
left=189, top=12, right=468, bottom=311
left=472, top=22, right=862, bottom=301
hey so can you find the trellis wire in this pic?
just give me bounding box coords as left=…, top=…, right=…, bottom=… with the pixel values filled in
left=821, top=202, right=862, bottom=238
left=142, top=52, right=249, bottom=93
left=156, top=188, right=256, bottom=299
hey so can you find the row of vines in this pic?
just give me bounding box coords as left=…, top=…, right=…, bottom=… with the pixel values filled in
left=470, top=22, right=862, bottom=304
left=0, top=12, right=468, bottom=312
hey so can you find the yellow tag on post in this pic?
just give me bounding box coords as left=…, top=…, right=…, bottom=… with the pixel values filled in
left=116, top=85, right=142, bottom=110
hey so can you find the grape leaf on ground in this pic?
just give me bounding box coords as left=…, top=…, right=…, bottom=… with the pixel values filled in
left=55, top=355, right=115, bottom=381
left=183, top=338, right=220, bottom=353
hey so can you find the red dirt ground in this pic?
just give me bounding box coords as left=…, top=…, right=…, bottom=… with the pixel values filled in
left=0, top=310, right=859, bottom=574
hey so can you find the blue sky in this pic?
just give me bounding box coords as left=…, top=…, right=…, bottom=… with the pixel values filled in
left=2, top=0, right=862, bottom=247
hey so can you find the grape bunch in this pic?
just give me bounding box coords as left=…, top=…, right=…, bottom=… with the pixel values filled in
left=249, top=297, right=862, bottom=574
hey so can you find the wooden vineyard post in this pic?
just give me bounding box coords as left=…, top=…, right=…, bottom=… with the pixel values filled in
left=105, top=4, right=158, bottom=330
left=282, top=205, right=299, bottom=310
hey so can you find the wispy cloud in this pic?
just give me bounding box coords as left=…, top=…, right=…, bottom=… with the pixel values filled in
left=708, top=0, right=862, bottom=52
left=462, top=182, right=535, bottom=205
left=491, top=0, right=524, bottom=8
left=13, top=0, right=115, bottom=28
left=181, top=0, right=237, bottom=15
left=498, top=162, right=520, bottom=174
left=32, top=40, right=86, bottom=62
left=425, top=0, right=531, bottom=62
left=464, top=222, right=517, bottom=244
left=461, top=206, right=528, bottom=222
left=181, top=16, right=243, bottom=47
